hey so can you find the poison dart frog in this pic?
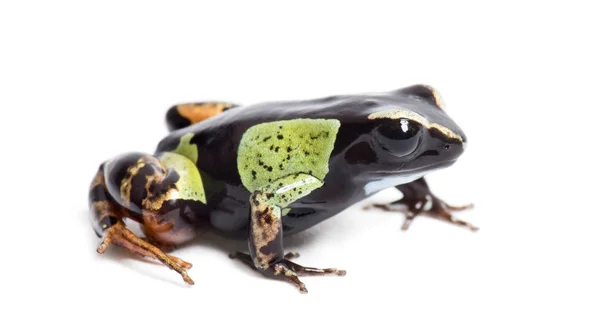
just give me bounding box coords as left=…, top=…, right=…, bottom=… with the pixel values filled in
left=89, top=84, right=475, bottom=293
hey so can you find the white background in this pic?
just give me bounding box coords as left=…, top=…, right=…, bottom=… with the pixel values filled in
left=1, top=1, right=599, bottom=330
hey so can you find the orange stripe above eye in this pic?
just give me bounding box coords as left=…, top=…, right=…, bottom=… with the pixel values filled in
left=177, top=103, right=232, bottom=124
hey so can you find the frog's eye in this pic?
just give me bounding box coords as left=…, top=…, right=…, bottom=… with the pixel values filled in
left=374, top=118, right=421, bottom=157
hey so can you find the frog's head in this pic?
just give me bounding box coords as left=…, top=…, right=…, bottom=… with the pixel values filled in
left=345, top=85, right=467, bottom=193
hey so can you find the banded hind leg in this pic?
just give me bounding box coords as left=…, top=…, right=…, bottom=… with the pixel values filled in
left=166, top=101, right=239, bottom=131
left=89, top=152, right=208, bottom=284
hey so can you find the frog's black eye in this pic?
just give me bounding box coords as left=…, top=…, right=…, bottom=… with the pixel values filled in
left=374, top=119, right=421, bottom=157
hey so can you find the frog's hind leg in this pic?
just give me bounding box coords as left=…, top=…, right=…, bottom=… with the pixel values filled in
left=166, top=101, right=239, bottom=131
left=367, top=177, right=477, bottom=231
left=88, top=153, right=205, bottom=285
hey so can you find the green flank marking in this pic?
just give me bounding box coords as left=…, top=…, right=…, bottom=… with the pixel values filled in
left=237, top=118, right=340, bottom=193
left=159, top=152, right=206, bottom=204
left=172, top=133, right=198, bottom=163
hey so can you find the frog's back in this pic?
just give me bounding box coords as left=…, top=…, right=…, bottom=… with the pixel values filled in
left=154, top=88, right=455, bottom=236
left=154, top=93, right=391, bottom=236
left=155, top=93, right=385, bottom=185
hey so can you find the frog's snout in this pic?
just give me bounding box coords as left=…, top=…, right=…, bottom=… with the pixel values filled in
left=442, top=128, right=467, bottom=159
left=459, top=132, right=467, bottom=153
left=447, top=139, right=464, bottom=158
left=426, top=126, right=466, bottom=161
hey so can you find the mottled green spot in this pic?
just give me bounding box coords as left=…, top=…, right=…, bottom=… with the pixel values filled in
left=172, top=133, right=198, bottom=163
left=237, top=119, right=340, bottom=192
left=159, top=152, right=206, bottom=204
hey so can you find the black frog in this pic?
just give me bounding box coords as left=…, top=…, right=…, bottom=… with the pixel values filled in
left=88, top=84, right=474, bottom=293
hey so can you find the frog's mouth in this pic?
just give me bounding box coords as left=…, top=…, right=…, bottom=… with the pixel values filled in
left=370, top=159, right=457, bottom=177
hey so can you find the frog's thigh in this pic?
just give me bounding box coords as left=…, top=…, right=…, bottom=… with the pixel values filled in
left=136, top=152, right=208, bottom=245
left=249, top=174, right=323, bottom=269
left=106, top=152, right=207, bottom=246
left=92, top=152, right=207, bottom=285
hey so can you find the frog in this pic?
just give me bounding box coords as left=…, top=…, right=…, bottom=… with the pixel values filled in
left=88, top=84, right=475, bottom=293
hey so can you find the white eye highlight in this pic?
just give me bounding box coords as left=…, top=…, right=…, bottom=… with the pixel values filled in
left=400, top=118, right=409, bottom=133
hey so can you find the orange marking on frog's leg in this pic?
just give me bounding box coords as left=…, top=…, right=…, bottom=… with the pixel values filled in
left=166, top=101, right=239, bottom=131
left=177, top=102, right=232, bottom=123
left=141, top=212, right=198, bottom=249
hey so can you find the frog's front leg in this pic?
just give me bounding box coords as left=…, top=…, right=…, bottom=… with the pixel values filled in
left=368, top=177, right=476, bottom=231
left=230, top=174, right=346, bottom=293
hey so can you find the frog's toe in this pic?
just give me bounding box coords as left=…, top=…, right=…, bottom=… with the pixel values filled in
left=230, top=251, right=345, bottom=293
left=368, top=196, right=477, bottom=231
left=98, top=221, right=195, bottom=284
left=432, top=204, right=479, bottom=232
left=413, top=196, right=478, bottom=231
left=445, top=202, right=475, bottom=212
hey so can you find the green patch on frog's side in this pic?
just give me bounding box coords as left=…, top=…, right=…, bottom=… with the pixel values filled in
left=172, top=133, right=198, bottom=163
left=169, top=133, right=225, bottom=203
left=237, top=118, right=340, bottom=193
left=159, top=152, right=206, bottom=204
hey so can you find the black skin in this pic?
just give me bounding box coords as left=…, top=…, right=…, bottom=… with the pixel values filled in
left=89, top=85, right=473, bottom=292
left=155, top=86, right=467, bottom=238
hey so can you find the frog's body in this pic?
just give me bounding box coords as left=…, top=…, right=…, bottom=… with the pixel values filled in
left=89, top=85, right=474, bottom=292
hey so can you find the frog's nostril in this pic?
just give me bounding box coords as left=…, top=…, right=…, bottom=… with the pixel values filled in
left=444, top=144, right=450, bottom=150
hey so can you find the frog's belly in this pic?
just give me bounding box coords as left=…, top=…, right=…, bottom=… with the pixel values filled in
left=281, top=206, right=346, bottom=236
left=208, top=201, right=338, bottom=238
left=208, top=171, right=424, bottom=238
left=207, top=185, right=355, bottom=239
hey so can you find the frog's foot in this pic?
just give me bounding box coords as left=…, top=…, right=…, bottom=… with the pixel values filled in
left=229, top=252, right=346, bottom=293
left=371, top=197, right=476, bottom=231
left=98, top=221, right=194, bottom=284
left=366, top=177, right=477, bottom=231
